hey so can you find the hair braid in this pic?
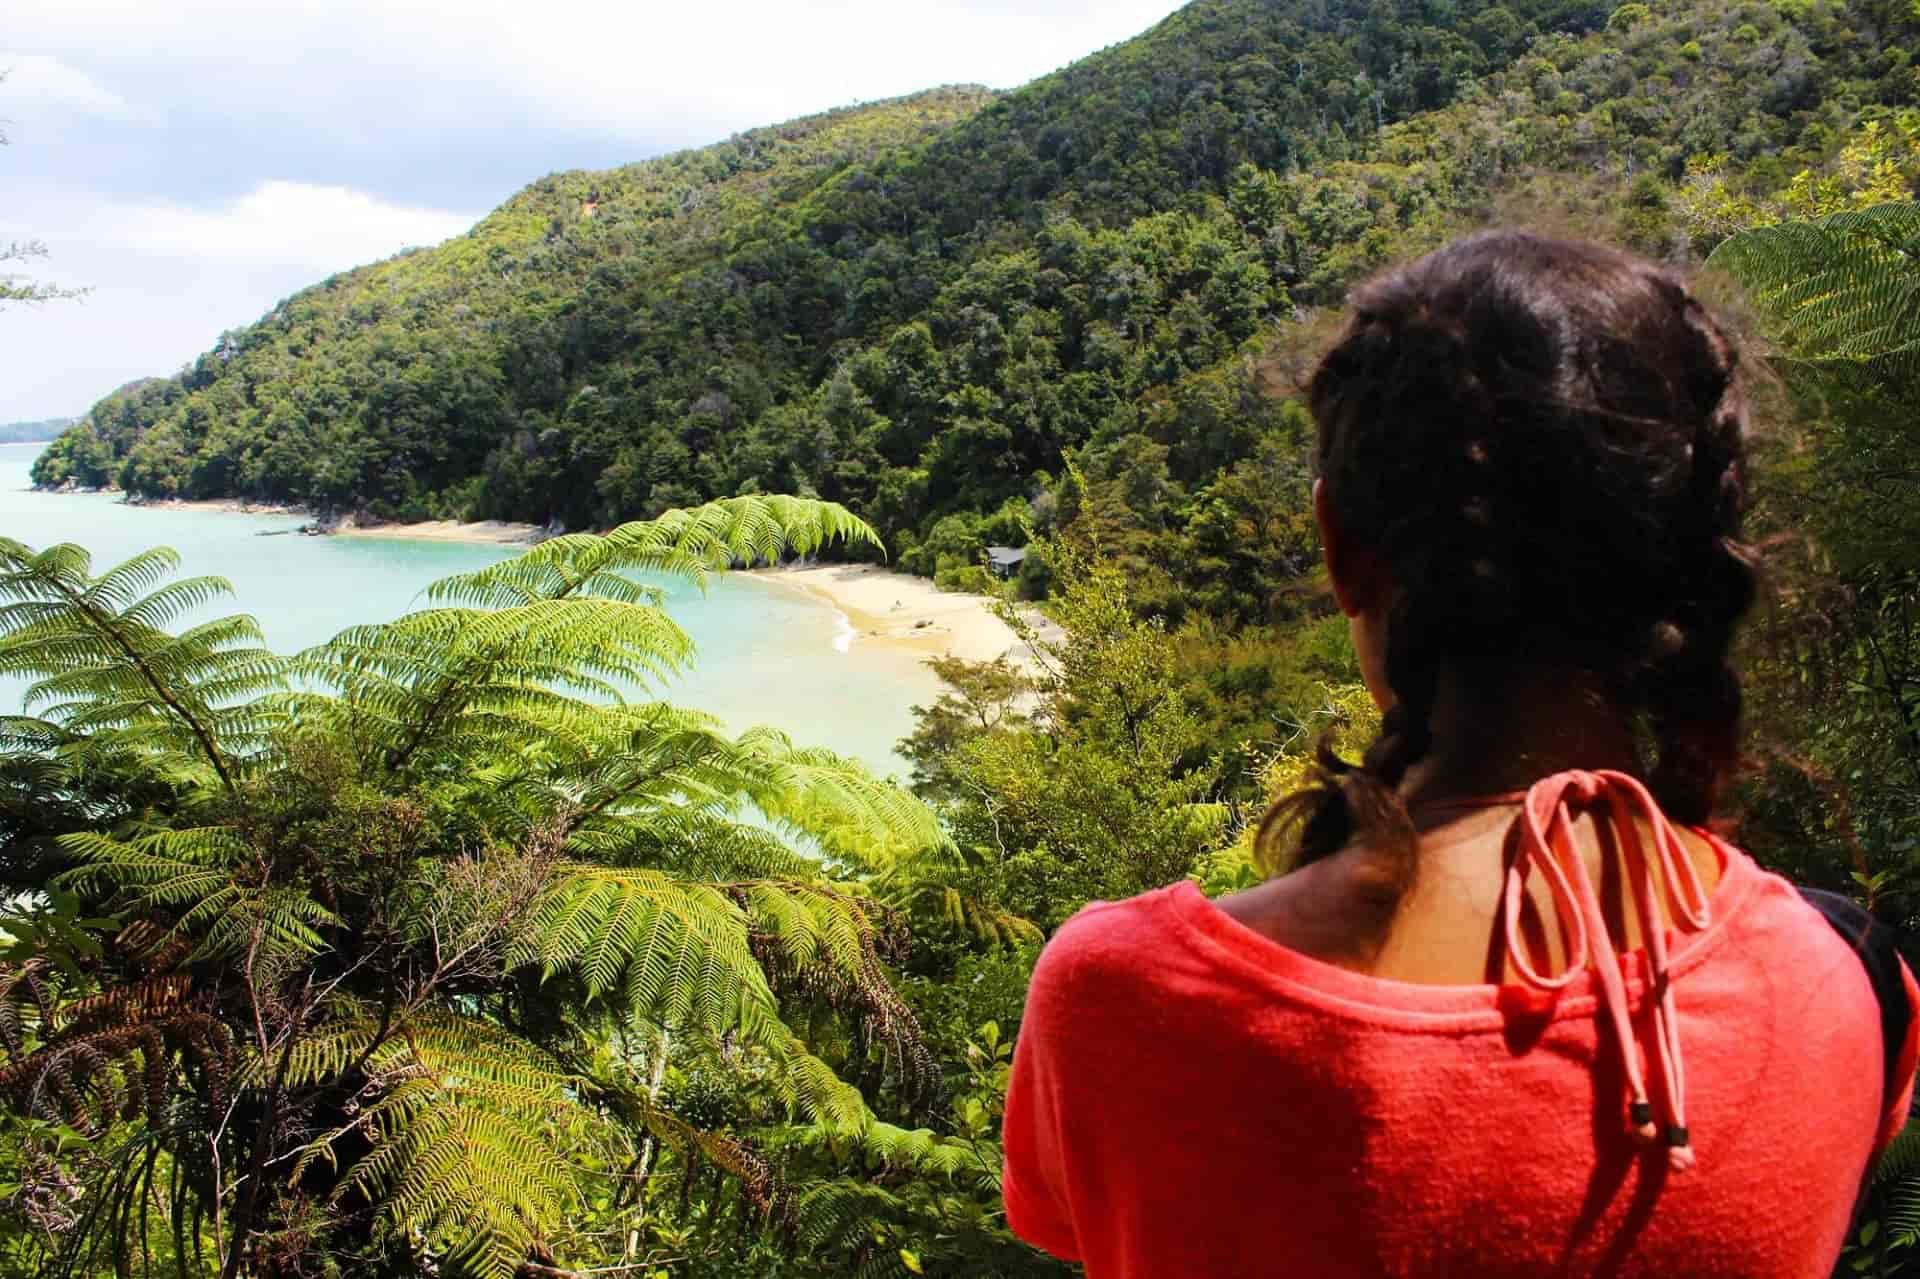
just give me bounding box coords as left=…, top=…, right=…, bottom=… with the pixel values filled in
left=1260, top=312, right=1519, bottom=889
left=1644, top=294, right=1756, bottom=823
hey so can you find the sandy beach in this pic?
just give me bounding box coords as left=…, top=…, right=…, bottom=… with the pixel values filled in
left=333, top=517, right=546, bottom=545
left=109, top=497, right=547, bottom=546
left=124, top=495, right=309, bottom=517
left=755, top=562, right=1054, bottom=666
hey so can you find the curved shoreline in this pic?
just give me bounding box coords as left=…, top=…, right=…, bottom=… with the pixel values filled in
left=752, top=563, right=1054, bottom=668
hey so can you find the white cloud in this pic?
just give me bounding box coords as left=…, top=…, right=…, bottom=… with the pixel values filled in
left=0, top=180, right=478, bottom=419
left=0, top=52, right=151, bottom=125
left=121, top=181, right=475, bottom=267
left=7, top=1, right=1186, bottom=145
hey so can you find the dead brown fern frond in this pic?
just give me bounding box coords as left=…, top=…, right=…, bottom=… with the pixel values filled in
left=0, top=1010, right=236, bottom=1133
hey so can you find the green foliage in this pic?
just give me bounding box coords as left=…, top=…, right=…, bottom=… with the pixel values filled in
left=0, top=542, right=282, bottom=790
left=0, top=496, right=1011, bottom=1278
left=1840, top=1117, right=1920, bottom=1274
left=1709, top=200, right=1920, bottom=383
left=898, top=553, right=1250, bottom=930
left=1607, top=3, right=1651, bottom=30
left=1707, top=200, right=1920, bottom=934
left=1697, top=165, right=1920, bottom=1273
left=1678, top=114, right=1920, bottom=252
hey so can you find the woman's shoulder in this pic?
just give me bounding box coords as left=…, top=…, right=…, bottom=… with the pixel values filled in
left=1027, top=885, right=1195, bottom=1005
left=1038, top=884, right=1185, bottom=962
left=1707, top=837, right=1876, bottom=951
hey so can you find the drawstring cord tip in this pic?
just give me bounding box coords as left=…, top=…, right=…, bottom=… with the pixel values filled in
left=1503, top=772, right=1711, bottom=1176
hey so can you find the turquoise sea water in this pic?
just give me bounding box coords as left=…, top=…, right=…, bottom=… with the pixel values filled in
left=0, top=444, right=939, bottom=775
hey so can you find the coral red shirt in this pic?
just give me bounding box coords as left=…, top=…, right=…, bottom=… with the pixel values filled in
left=1004, top=840, right=1916, bottom=1277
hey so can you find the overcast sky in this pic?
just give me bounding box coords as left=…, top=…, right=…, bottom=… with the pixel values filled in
left=1, top=0, right=1186, bottom=422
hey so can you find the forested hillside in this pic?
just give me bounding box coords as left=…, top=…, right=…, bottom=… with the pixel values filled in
left=38, top=0, right=1917, bottom=591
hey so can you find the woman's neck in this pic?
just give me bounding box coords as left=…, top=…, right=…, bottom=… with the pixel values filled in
left=1399, top=664, right=1641, bottom=809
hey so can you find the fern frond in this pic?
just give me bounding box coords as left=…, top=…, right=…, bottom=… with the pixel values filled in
left=0, top=540, right=284, bottom=788
left=1888, top=1171, right=1920, bottom=1247
left=1708, top=200, right=1920, bottom=383
left=850, top=1118, right=997, bottom=1183
left=789, top=1172, right=1003, bottom=1278
left=424, top=494, right=880, bottom=606
left=0, top=961, right=56, bottom=1059
left=348, top=1100, right=580, bottom=1279
left=630, top=813, right=825, bottom=881
left=1877, top=1118, right=1920, bottom=1187
left=601, top=1078, right=780, bottom=1212
left=545, top=703, right=757, bottom=819
left=81, top=548, right=189, bottom=613
left=794, top=1179, right=914, bottom=1253
left=931, top=886, right=1045, bottom=946
left=294, top=599, right=694, bottom=772
left=116, top=575, right=236, bottom=632
left=54, top=827, right=334, bottom=962
left=737, top=729, right=951, bottom=868
left=56, top=974, right=193, bottom=1034
left=280, top=1008, right=589, bottom=1278
left=0, top=1010, right=236, bottom=1131
left=510, top=865, right=763, bottom=1028
left=511, top=862, right=911, bottom=1036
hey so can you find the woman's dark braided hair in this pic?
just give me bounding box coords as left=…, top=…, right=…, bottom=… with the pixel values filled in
left=1257, top=230, right=1757, bottom=892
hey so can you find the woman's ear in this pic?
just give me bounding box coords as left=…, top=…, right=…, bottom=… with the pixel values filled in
left=1315, top=477, right=1388, bottom=619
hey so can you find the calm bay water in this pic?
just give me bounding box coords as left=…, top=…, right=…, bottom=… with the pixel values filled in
left=0, top=444, right=938, bottom=775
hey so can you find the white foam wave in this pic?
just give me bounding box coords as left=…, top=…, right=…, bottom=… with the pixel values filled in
left=831, top=610, right=855, bottom=654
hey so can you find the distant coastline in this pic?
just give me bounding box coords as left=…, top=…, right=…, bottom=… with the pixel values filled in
left=20, top=486, right=547, bottom=547
left=22, top=475, right=1028, bottom=667
left=0, top=416, right=77, bottom=445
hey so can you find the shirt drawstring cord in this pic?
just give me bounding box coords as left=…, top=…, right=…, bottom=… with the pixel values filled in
left=1503, top=769, right=1713, bottom=1172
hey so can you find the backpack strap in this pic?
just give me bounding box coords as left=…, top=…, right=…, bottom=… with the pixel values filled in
left=1797, top=886, right=1913, bottom=1106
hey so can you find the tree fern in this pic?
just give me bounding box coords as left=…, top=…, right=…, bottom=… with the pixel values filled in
left=0, top=497, right=975, bottom=1277
left=1707, top=200, right=1920, bottom=385
left=0, top=540, right=281, bottom=789
left=279, top=1007, right=590, bottom=1278
left=740, top=729, right=954, bottom=868
left=511, top=866, right=762, bottom=1020
left=56, top=826, right=335, bottom=964
left=289, top=598, right=695, bottom=772
left=788, top=1161, right=1050, bottom=1279
left=340, top=1086, right=582, bottom=1279
left=507, top=863, right=935, bottom=1113
left=1876, top=1117, right=1920, bottom=1246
